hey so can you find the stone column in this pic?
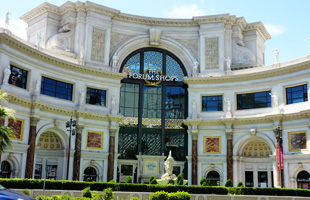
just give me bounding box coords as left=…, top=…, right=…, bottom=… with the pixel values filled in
left=226, top=130, right=233, bottom=182
left=25, top=117, right=40, bottom=179
left=191, top=130, right=198, bottom=185
left=73, top=125, right=84, bottom=181
left=0, top=118, right=4, bottom=163
left=108, top=128, right=118, bottom=181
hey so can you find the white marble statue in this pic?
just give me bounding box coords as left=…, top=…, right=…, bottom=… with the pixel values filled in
left=224, top=97, right=232, bottom=113
left=224, top=57, right=231, bottom=70
left=35, top=31, right=41, bottom=48
left=80, top=89, right=85, bottom=105
left=3, top=66, right=11, bottom=84
left=112, top=54, right=118, bottom=71
left=5, top=11, right=11, bottom=29
left=80, top=46, right=85, bottom=61
left=160, top=151, right=175, bottom=180
left=274, top=49, right=279, bottom=64
left=35, top=78, right=41, bottom=95
left=192, top=59, right=199, bottom=76
left=192, top=99, right=197, bottom=119
left=111, top=95, right=116, bottom=109
left=269, top=92, right=279, bottom=108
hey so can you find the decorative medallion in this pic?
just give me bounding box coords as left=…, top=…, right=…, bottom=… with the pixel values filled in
left=86, top=131, right=103, bottom=149
left=289, top=131, right=307, bottom=151
left=203, top=136, right=221, bottom=153
left=144, top=160, right=158, bottom=173
left=8, top=118, right=24, bottom=140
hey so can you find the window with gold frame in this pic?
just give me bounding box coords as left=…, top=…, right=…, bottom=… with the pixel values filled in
left=288, top=131, right=307, bottom=151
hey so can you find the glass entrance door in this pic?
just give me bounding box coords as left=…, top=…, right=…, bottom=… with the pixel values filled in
left=258, top=171, right=268, bottom=187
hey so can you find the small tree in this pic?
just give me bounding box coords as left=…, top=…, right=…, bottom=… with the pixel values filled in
left=103, top=188, right=114, bottom=200
left=149, top=175, right=158, bottom=184
left=125, top=176, right=132, bottom=183
left=177, top=174, right=183, bottom=185
left=200, top=177, right=207, bottom=186
left=225, top=179, right=233, bottom=187
left=237, top=181, right=244, bottom=187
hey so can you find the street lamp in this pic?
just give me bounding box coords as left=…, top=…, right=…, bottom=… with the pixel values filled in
left=275, top=126, right=283, bottom=188
left=66, top=116, right=76, bottom=180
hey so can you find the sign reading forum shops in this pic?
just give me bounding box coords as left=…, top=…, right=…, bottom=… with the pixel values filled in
left=127, top=68, right=178, bottom=86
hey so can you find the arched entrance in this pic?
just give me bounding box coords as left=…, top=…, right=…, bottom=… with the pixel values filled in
left=0, top=161, right=11, bottom=178
left=35, top=131, right=65, bottom=180
left=237, top=139, right=274, bottom=187
left=297, top=171, right=310, bottom=189
left=206, top=171, right=220, bottom=186
left=118, top=48, right=188, bottom=182
left=83, top=167, right=97, bottom=182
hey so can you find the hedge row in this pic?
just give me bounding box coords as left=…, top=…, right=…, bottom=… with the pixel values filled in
left=1, top=179, right=310, bottom=197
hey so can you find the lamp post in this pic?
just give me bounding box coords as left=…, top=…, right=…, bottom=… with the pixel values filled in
left=66, top=116, right=76, bottom=180
left=275, top=126, right=283, bottom=188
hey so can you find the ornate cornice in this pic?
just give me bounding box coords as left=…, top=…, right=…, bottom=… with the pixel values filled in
left=244, top=22, right=271, bottom=42
left=193, top=14, right=230, bottom=25
left=20, top=2, right=61, bottom=23
left=184, top=59, right=310, bottom=85
left=0, top=33, right=126, bottom=80
left=84, top=1, right=120, bottom=17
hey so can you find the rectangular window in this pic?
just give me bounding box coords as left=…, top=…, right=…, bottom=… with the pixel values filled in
left=237, top=91, right=271, bottom=110
left=41, top=77, right=72, bottom=100
left=286, top=84, right=308, bottom=104
left=202, top=95, right=223, bottom=111
left=258, top=171, right=268, bottom=187
left=47, top=165, right=57, bottom=180
left=245, top=171, right=254, bottom=187
left=86, top=87, right=106, bottom=106
left=9, top=65, right=28, bottom=89
left=34, top=164, right=42, bottom=179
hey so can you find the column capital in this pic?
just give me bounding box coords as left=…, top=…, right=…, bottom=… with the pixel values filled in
left=225, top=131, right=233, bottom=140
left=109, top=127, right=119, bottom=136
left=187, top=129, right=198, bottom=140
left=76, top=125, right=85, bottom=133
left=30, top=117, right=40, bottom=126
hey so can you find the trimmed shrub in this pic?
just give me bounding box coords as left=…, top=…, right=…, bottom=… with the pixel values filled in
left=130, top=197, right=140, bottom=200
left=225, top=179, right=233, bottom=187
left=125, top=176, right=132, bottom=183
left=36, top=196, right=49, bottom=200
left=23, top=189, right=30, bottom=196
left=200, top=177, right=207, bottom=186
left=176, top=174, right=183, bottom=186
left=50, top=195, right=61, bottom=200
left=61, top=194, right=71, bottom=200
left=168, top=179, right=174, bottom=185
left=103, top=187, right=114, bottom=200
left=109, top=179, right=116, bottom=183
left=150, top=191, right=169, bottom=200
left=149, top=175, right=158, bottom=185
left=237, top=181, right=244, bottom=187
left=169, top=191, right=190, bottom=200
left=82, top=187, right=92, bottom=198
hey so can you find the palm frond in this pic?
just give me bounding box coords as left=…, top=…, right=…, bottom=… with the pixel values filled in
left=0, top=126, right=13, bottom=152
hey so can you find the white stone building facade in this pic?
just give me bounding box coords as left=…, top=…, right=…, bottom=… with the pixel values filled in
left=0, top=1, right=309, bottom=189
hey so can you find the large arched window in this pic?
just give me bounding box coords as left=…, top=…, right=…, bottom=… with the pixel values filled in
left=119, top=48, right=188, bottom=161
left=206, top=171, right=220, bottom=186
left=297, top=170, right=310, bottom=189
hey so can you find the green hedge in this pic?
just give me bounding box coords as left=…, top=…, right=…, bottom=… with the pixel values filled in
left=1, top=179, right=310, bottom=197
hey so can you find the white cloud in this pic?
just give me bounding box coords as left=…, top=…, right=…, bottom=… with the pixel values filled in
left=265, top=24, right=285, bottom=36
left=0, top=18, right=27, bottom=40
left=162, top=4, right=205, bottom=18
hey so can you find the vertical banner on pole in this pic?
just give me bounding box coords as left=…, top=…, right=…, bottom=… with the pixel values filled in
left=277, top=146, right=284, bottom=170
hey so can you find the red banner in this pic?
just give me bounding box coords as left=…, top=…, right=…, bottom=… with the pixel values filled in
left=277, top=147, right=284, bottom=170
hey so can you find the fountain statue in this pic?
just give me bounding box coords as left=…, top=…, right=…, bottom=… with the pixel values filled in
left=157, top=151, right=188, bottom=185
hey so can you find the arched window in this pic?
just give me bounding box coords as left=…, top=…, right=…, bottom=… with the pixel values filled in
left=0, top=161, right=11, bottom=178
left=206, top=171, right=220, bottom=186
left=119, top=48, right=188, bottom=161
left=83, top=167, right=97, bottom=182
left=297, top=170, right=310, bottom=189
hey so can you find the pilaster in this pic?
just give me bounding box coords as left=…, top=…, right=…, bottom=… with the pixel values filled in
left=73, top=125, right=84, bottom=181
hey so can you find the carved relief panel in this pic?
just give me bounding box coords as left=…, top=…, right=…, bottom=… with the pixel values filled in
left=91, top=28, right=106, bottom=62
left=205, top=37, right=219, bottom=69
left=203, top=136, right=221, bottom=153
left=8, top=118, right=24, bottom=140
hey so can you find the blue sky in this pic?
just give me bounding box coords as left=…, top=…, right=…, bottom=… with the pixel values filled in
left=1, top=0, right=310, bottom=66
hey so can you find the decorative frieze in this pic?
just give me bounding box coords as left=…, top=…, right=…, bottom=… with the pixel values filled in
left=91, top=28, right=105, bottom=62
left=176, top=39, right=198, bottom=60
left=110, top=32, right=132, bottom=52
left=205, top=37, right=219, bottom=69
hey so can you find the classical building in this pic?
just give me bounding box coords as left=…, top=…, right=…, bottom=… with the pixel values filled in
left=1, top=1, right=310, bottom=189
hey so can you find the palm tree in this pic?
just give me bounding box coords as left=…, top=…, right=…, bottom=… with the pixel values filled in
left=0, top=91, right=14, bottom=153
